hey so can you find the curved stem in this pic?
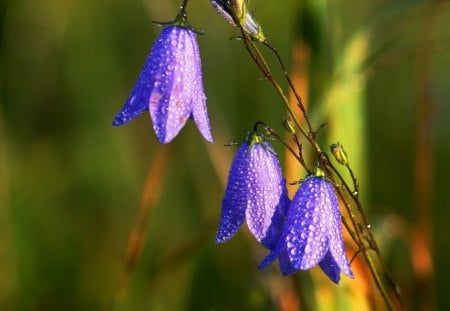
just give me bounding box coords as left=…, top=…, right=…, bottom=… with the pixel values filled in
left=238, top=30, right=322, bottom=154
left=232, top=15, right=401, bottom=309
left=264, top=125, right=312, bottom=175
left=263, top=42, right=315, bottom=135
left=321, top=153, right=403, bottom=308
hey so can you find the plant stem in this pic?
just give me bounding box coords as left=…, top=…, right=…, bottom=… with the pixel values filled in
left=239, top=30, right=322, bottom=154
left=235, top=16, right=402, bottom=310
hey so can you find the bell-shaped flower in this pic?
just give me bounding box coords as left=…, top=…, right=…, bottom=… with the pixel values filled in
left=112, top=25, right=213, bottom=144
left=216, top=131, right=289, bottom=249
left=259, top=174, right=354, bottom=283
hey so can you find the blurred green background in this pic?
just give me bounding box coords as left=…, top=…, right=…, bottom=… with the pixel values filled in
left=1, top=0, right=450, bottom=310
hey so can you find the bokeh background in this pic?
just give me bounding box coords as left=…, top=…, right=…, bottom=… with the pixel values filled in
left=1, top=0, right=450, bottom=310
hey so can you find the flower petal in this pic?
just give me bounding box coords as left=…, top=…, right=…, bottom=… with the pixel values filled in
left=245, top=143, right=288, bottom=249
left=112, top=28, right=170, bottom=126
left=319, top=250, right=342, bottom=284
left=325, top=180, right=354, bottom=278
left=283, top=177, right=331, bottom=271
left=188, top=31, right=213, bottom=143
left=215, top=143, right=250, bottom=243
left=149, top=27, right=192, bottom=143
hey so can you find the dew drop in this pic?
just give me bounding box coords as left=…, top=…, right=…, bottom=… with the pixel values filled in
left=304, top=244, right=311, bottom=254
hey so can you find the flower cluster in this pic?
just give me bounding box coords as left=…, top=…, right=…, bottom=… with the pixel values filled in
left=113, top=2, right=354, bottom=284
left=113, top=24, right=212, bottom=144
left=216, top=134, right=354, bottom=283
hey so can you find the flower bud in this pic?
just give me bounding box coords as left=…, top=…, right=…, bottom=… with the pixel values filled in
left=330, top=143, right=349, bottom=166
left=211, top=0, right=266, bottom=42
left=283, top=118, right=296, bottom=134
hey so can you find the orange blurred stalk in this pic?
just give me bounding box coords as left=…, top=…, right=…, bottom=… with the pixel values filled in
left=112, top=145, right=171, bottom=306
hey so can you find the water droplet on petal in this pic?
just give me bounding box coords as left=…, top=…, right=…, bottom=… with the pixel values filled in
left=304, top=244, right=311, bottom=254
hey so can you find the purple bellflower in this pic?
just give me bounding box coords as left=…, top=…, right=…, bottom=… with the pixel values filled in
left=216, top=131, right=289, bottom=250
left=112, top=25, right=213, bottom=144
left=259, top=173, right=354, bottom=284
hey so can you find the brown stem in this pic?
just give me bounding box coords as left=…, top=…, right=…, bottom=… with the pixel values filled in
left=321, top=153, right=403, bottom=308
left=111, top=146, right=171, bottom=309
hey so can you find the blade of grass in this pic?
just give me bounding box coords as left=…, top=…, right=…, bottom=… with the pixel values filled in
left=111, top=145, right=171, bottom=309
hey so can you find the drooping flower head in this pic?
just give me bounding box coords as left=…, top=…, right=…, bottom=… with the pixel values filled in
left=216, top=131, right=289, bottom=249
left=112, top=22, right=213, bottom=144
left=259, top=170, right=354, bottom=283
left=211, top=0, right=266, bottom=42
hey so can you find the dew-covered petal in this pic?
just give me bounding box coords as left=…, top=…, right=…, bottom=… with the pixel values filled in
left=216, top=143, right=251, bottom=243
left=210, top=0, right=236, bottom=27
left=258, top=239, right=296, bottom=275
left=188, top=30, right=213, bottom=143
left=324, top=180, right=354, bottom=278
left=259, top=179, right=289, bottom=250
left=319, top=249, right=342, bottom=284
left=112, top=82, right=150, bottom=126
left=245, top=143, right=288, bottom=249
left=258, top=245, right=280, bottom=270
left=148, top=27, right=192, bottom=143
left=112, top=28, right=171, bottom=126
left=282, top=177, right=331, bottom=271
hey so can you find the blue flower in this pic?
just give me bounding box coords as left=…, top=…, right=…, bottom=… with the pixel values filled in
left=113, top=25, right=213, bottom=144
left=259, top=175, right=354, bottom=284
left=216, top=132, right=289, bottom=249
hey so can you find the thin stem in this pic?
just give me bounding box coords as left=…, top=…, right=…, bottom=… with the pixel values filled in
left=237, top=30, right=322, bottom=154
left=180, top=0, right=189, bottom=14
left=233, top=13, right=401, bottom=309
left=263, top=125, right=312, bottom=174
left=335, top=181, right=396, bottom=310
left=263, top=42, right=315, bottom=135
left=110, top=146, right=171, bottom=310
left=322, top=153, right=402, bottom=307
left=345, top=163, right=360, bottom=195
